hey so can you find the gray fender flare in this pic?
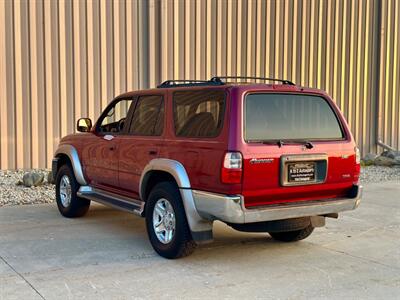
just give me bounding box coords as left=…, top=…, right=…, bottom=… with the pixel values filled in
left=54, top=144, right=87, bottom=185
left=140, top=158, right=213, bottom=242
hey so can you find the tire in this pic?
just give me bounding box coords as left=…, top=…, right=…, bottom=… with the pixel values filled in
left=269, top=225, right=314, bottom=242
left=145, top=182, right=196, bottom=259
left=56, top=164, right=90, bottom=218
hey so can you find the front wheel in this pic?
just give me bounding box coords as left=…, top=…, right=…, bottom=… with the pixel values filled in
left=269, top=225, right=314, bottom=242
left=56, top=164, right=90, bottom=218
left=145, top=182, right=196, bottom=259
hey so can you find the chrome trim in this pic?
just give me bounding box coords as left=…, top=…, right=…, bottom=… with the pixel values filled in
left=280, top=153, right=328, bottom=187
left=140, top=158, right=213, bottom=236
left=54, top=144, right=87, bottom=185
left=78, top=186, right=144, bottom=215
left=193, top=185, right=362, bottom=224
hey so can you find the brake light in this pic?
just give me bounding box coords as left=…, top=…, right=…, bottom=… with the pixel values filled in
left=221, top=152, right=243, bottom=184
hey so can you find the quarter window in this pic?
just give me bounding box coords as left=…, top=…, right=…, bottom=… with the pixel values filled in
left=129, top=95, right=164, bottom=136
left=173, top=90, right=225, bottom=137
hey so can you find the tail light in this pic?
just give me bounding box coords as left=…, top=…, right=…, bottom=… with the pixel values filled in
left=221, top=152, right=243, bottom=184
left=354, top=147, right=361, bottom=183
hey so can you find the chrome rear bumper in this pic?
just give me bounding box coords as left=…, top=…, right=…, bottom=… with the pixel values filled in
left=192, top=185, right=362, bottom=224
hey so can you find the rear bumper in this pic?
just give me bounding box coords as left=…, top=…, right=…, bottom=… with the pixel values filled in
left=192, top=184, right=362, bottom=224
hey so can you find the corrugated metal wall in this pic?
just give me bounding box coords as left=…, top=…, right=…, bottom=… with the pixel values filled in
left=0, top=0, right=399, bottom=170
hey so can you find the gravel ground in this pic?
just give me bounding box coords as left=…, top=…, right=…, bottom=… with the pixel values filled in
left=0, top=169, right=54, bottom=207
left=359, top=165, right=400, bottom=183
left=0, top=166, right=399, bottom=207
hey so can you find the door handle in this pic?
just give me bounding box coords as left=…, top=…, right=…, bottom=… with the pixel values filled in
left=149, top=150, right=158, bottom=155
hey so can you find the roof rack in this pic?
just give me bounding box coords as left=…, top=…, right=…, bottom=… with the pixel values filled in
left=157, top=76, right=295, bottom=88
left=157, top=79, right=224, bottom=88
left=210, top=76, right=295, bottom=85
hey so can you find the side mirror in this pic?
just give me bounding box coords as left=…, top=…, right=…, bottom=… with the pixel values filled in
left=77, top=118, right=92, bottom=132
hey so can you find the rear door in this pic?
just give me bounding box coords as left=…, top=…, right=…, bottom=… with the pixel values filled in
left=241, top=92, right=357, bottom=207
left=118, top=94, right=165, bottom=198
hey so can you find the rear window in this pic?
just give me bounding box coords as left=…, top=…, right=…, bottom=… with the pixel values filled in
left=173, top=90, right=225, bottom=137
left=245, top=93, right=344, bottom=141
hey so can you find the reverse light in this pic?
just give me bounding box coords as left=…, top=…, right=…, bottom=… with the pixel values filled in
left=354, top=147, right=361, bottom=184
left=221, top=152, right=243, bottom=184
left=355, top=147, right=361, bottom=164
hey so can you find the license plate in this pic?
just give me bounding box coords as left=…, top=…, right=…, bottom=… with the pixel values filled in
left=287, top=162, right=316, bottom=183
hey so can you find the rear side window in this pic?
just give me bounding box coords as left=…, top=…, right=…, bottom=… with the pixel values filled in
left=245, top=93, right=344, bottom=141
left=129, top=95, right=164, bottom=136
left=173, top=90, right=225, bottom=137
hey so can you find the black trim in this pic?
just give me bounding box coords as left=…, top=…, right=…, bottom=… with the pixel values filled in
left=211, top=76, right=295, bottom=85
left=51, top=158, right=59, bottom=182
left=191, top=230, right=213, bottom=243
left=157, top=79, right=224, bottom=88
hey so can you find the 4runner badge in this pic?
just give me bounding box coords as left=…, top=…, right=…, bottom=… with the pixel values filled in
left=250, top=158, right=274, bottom=164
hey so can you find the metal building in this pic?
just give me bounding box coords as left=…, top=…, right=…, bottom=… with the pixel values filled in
left=0, top=0, right=399, bottom=169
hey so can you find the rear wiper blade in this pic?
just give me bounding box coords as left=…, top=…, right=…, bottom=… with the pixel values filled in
left=248, top=140, right=288, bottom=147
left=247, top=140, right=314, bottom=149
left=277, top=140, right=314, bottom=149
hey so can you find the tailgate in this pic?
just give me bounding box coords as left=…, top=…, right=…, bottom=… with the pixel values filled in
left=241, top=92, right=358, bottom=208
left=242, top=143, right=358, bottom=208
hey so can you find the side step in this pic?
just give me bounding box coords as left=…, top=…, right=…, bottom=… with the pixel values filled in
left=77, top=186, right=144, bottom=216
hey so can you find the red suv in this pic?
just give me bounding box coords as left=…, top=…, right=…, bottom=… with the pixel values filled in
left=52, top=76, right=362, bottom=258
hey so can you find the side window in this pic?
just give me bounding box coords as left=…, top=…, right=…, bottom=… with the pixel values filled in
left=173, top=90, right=225, bottom=137
left=98, top=99, right=133, bottom=134
left=129, top=95, right=164, bottom=136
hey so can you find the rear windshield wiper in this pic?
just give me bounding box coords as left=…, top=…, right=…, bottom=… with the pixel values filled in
left=277, top=140, right=314, bottom=149
left=247, top=140, right=314, bottom=149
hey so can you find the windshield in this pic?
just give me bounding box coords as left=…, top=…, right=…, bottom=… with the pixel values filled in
left=244, top=93, right=344, bottom=141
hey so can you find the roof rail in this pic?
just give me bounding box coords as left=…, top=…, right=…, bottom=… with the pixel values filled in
left=157, top=79, right=224, bottom=88
left=210, top=76, right=295, bottom=85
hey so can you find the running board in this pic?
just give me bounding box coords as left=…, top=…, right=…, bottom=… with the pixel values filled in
left=77, top=186, right=144, bottom=216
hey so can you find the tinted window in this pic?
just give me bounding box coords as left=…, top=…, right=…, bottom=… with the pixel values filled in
left=98, top=99, right=132, bottom=133
left=245, top=94, right=344, bottom=141
left=173, top=90, right=225, bottom=137
left=129, top=95, right=164, bottom=136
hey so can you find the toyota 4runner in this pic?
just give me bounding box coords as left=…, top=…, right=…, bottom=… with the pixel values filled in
left=52, top=76, right=362, bottom=259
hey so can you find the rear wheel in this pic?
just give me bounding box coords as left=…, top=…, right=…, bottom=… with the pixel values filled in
left=145, top=182, right=196, bottom=259
left=56, top=164, right=90, bottom=218
left=269, top=225, right=314, bottom=242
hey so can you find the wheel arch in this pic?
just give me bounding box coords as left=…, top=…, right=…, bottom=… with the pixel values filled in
left=140, top=159, right=213, bottom=242
left=53, top=144, right=87, bottom=185
left=139, top=159, right=191, bottom=201
left=140, top=170, right=178, bottom=203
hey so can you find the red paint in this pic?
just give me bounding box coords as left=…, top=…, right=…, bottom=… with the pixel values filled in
left=60, top=83, right=360, bottom=206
